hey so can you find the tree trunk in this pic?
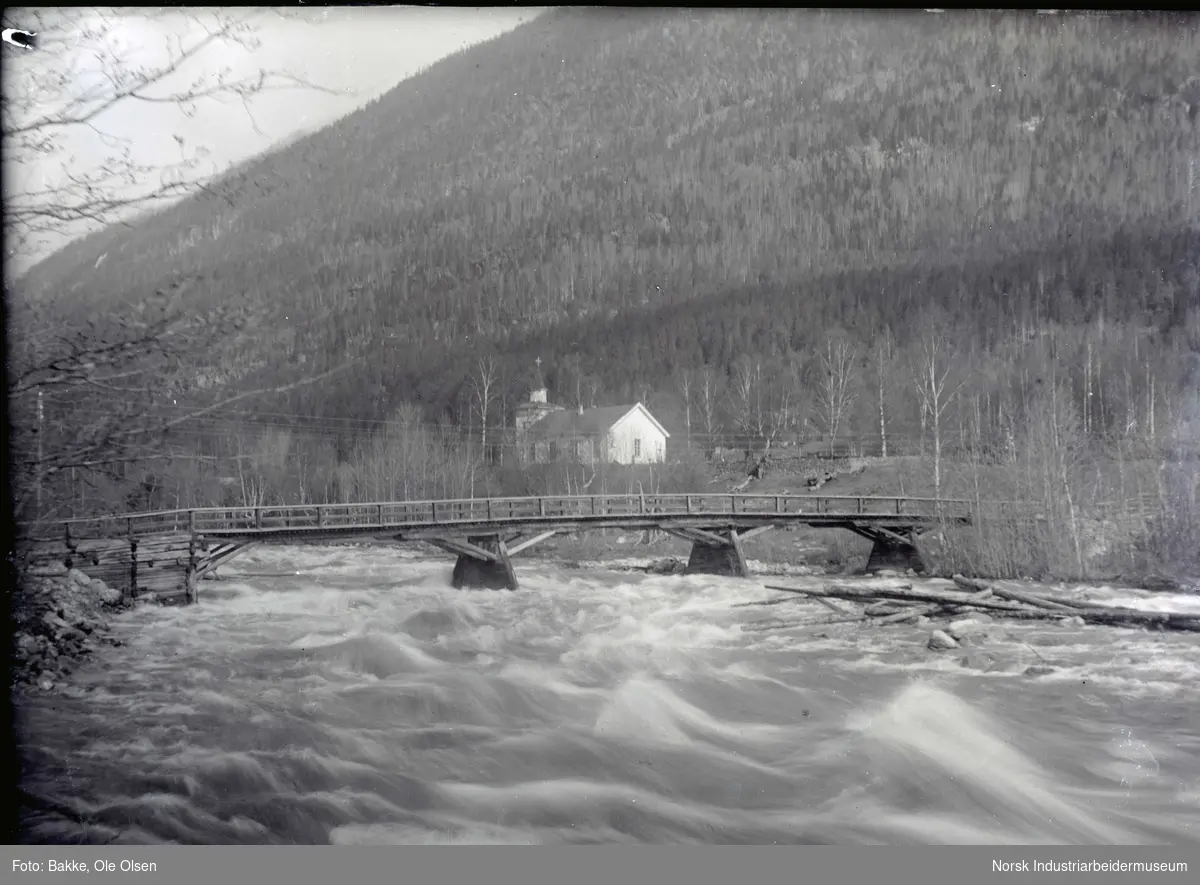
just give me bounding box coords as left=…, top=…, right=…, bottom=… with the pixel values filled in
left=932, top=404, right=942, bottom=501
left=878, top=344, right=888, bottom=458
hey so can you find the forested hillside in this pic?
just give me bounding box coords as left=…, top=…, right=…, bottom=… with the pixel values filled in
left=290, top=222, right=1200, bottom=429
left=11, top=10, right=1200, bottom=575
left=17, top=12, right=1199, bottom=390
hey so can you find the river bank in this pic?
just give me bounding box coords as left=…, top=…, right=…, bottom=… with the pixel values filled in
left=11, top=564, right=126, bottom=693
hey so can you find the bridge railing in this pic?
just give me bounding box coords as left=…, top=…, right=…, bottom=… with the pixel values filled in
left=177, top=494, right=980, bottom=532
left=21, top=493, right=982, bottom=540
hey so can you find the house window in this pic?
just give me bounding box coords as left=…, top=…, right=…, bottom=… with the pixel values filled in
left=528, top=445, right=536, bottom=462
left=549, top=441, right=559, bottom=460
left=633, top=438, right=641, bottom=458
left=657, top=442, right=664, bottom=461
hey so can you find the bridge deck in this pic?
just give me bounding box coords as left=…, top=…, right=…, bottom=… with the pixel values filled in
left=24, top=493, right=978, bottom=542
left=18, top=494, right=999, bottom=601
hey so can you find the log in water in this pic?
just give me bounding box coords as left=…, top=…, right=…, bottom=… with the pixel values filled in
left=764, top=582, right=1200, bottom=632
left=15, top=546, right=1200, bottom=845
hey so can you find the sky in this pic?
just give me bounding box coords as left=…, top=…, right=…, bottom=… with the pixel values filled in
left=2, top=6, right=541, bottom=272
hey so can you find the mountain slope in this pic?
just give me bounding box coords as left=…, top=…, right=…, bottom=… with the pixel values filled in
left=15, top=9, right=1200, bottom=420
left=290, top=222, right=1199, bottom=436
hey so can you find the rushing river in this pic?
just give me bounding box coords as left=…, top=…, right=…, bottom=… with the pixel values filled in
left=16, top=545, right=1200, bottom=844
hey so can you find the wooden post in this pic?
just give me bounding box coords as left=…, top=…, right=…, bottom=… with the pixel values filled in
left=497, top=537, right=518, bottom=589
left=487, top=499, right=493, bottom=521
left=377, top=503, right=383, bottom=525
left=63, top=523, right=74, bottom=569
left=255, top=507, right=263, bottom=530
left=432, top=502, right=437, bottom=522
left=188, top=510, right=196, bottom=533
left=187, top=538, right=197, bottom=603
left=686, top=495, right=693, bottom=514
left=591, top=496, right=597, bottom=516
left=774, top=496, right=781, bottom=513
left=539, top=498, right=545, bottom=517
left=727, top=528, right=749, bottom=578
left=318, top=506, right=326, bottom=528
left=129, top=539, right=138, bottom=601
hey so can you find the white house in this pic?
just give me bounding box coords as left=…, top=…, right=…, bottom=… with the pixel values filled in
left=517, top=386, right=669, bottom=465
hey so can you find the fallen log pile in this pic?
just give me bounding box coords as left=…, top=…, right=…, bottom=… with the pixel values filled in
left=737, top=575, right=1200, bottom=638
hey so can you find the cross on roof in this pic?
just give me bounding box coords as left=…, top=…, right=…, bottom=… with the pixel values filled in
left=535, top=357, right=542, bottom=369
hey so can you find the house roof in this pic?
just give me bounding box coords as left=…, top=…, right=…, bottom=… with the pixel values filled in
left=525, top=403, right=670, bottom=439
left=516, top=399, right=560, bottom=411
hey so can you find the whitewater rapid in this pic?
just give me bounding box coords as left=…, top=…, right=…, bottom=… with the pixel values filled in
left=16, top=545, right=1200, bottom=844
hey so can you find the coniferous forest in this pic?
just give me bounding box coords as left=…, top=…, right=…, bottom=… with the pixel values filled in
left=10, top=9, right=1200, bottom=578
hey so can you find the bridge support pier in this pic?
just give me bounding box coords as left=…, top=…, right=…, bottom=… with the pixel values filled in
left=425, top=530, right=557, bottom=591
left=853, top=526, right=925, bottom=575
left=441, top=535, right=518, bottom=591
left=673, top=528, right=750, bottom=578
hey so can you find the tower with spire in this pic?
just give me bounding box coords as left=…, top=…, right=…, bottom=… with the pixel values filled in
left=515, top=357, right=562, bottom=432
left=528, top=356, right=547, bottom=404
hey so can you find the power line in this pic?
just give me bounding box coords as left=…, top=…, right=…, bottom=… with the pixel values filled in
left=24, top=397, right=949, bottom=449
left=32, top=393, right=464, bottom=430
left=24, top=386, right=980, bottom=454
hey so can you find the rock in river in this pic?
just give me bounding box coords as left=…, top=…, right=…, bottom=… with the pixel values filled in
left=927, top=629, right=960, bottom=650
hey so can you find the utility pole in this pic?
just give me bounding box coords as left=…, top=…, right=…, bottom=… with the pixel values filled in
left=36, top=387, right=44, bottom=518
left=1189, top=156, right=1198, bottom=221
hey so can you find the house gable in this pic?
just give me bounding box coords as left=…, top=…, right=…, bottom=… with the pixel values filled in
left=608, top=403, right=671, bottom=440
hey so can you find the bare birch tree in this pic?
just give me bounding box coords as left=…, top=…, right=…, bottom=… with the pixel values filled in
left=559, top=354, right=587, bottom=412
left=232, top=428, right=292, bottom=508
left=765, top=381, right=794, bottom=449
left=765, top=357, right=805, bottom=450
left=910, top=334, right=964, bottom=501
left=676, top=369, right=694, bottom=454
left=696, top=365, right=722, bottom=457
left=730, top=359, right=768, bottom=453
left=874, top=329, right=894, bottom=457
left=583, top=375, right=600, bottom=410
left=816, top=337, right=859, bottom=455
left=729, top=358, right=797, bottom=459
left=467, top=355, right=498, bottom=455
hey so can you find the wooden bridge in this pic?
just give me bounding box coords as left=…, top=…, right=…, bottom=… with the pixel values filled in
left=20, top=493, right=977, bottom=604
